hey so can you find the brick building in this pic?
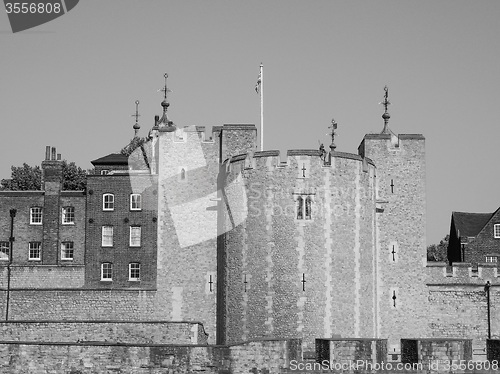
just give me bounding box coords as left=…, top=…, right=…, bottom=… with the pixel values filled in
left=447, top=209, right=500, bottom=266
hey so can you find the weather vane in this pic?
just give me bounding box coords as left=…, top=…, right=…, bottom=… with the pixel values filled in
left=328, top=118, right=337, bottom=151
left=158, top=73, right=172, bottom=100
left=380, top=85, right=390, bottom=113
left=131, top=100, right=140, bottom=123
left=380, top=85, right=391, bottom=133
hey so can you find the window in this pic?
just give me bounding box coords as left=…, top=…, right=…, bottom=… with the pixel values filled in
left=129, top=263, right=140, bottom=281
left=486, top=256, right=498, bottom=263
left=0, top=242, right=9, bottom=260
left=494, top=224, right=500, bottom=239
left=296, top=195, right=312, bottom=220
left=30, top=207, right=43, bottom=224
left=102, top=226, right=113, bottom=247
left=297, top=196, right=303, bottom=219
left=130, top=194, right=142, bottom=211
left=29, top=242, right=41, bottom=261
left=102, top=194, right=114, bottom=211
left=130, top=226, right=141, bottom=247
left=101, top=262, right=112, bottom=281
left=62, top=206, right=75, bottom=224
left=180, top=168, right=186, bottom=180
left=61, top=241, right=74, bottom=260
left=100, top=170, right=109, bottom=175
left=305, top=196, right=312, bottom=220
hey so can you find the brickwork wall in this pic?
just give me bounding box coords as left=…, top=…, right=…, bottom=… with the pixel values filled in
left=359, top=134, right=427, bottom=348
left=85, top=173, right=158, bottom=289
left=0, top=320, right=206, bottom=344
left=0, top=192, right=44, bottom=264
left=59, top=192, right=86, bottom=265
left=222, top=150, right=377, bottom=350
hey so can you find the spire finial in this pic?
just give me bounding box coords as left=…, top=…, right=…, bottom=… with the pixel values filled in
left=328, top=118, right=337, bottom=151
left=380, top=85, right=391, bottom=134
left=157, top=73, right=176, bottom=131
left=132, top=100, right=140, bottom=137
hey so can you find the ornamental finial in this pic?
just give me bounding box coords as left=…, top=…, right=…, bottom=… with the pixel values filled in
left=132, top=100, right=140, bottom=137
left=380, top=85, right=391, bottom=134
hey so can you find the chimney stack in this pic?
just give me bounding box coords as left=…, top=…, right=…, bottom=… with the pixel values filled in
left=45, top=146, right=51, bottom=161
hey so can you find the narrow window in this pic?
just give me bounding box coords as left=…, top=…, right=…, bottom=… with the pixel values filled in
left=62, top=206, right=75, bottom=224
left=101, top=262, right=113, bottom=281
left=180, top=168, right=186, bottom=180
left=102, top=194, right=114, bottom=211
left=129, top=263, right=140, bottom=281
left=297, top=196, right=303, bottom=220
left=61, top=241, right=74, bottom=260
left=0, top=242, right=9, bottom=260
left=30, top=207, right=43, bottom=225
left=305, top=196, right=312, bottom=220
left=29, top=242, right=41, bottom=261
left=130, top=226, right=141, bottom=247
left=494, top=224, right=500, bottom=239
left=130, top=194, right=142, bottom=211
left=102, top=226, right=113, bottom=247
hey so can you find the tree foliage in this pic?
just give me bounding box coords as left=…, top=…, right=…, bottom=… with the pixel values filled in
left=61, top=161, right=87, bottom=190
left=427, top=234, right=449, bottom=262
left=0, top=161, right=86, bottom=191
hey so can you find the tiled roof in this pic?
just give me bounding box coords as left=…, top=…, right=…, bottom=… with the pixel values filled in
left=91, top=153, right=128, bottom=166
left=452, top=211, right=495, bottom=237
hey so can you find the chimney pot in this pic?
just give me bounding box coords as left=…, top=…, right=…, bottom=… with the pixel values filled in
left=51, top=147, right=56, bottom=160
left=57, top=154, right=61, bottom=161
left=45, top=146, right=51, bottom=161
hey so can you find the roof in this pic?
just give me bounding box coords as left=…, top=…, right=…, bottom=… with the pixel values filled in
left=452, top=211, right=495, bottom=237
left=91, top=153, right=128, bottom=166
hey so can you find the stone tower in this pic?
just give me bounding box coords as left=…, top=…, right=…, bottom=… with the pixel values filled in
left=357, top=87, right=427, bottom=350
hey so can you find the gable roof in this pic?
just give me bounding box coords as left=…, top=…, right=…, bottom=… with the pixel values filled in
left=452, top=211, right=495, bottom=237
left=91, top=153, right=128, bottom=166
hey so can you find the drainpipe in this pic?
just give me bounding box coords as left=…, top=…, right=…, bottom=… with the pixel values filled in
left=485, top=281, right=491, bottom=339
left=6, top=208, right=16, bottom=320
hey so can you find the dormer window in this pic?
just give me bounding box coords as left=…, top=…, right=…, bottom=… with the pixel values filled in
left=103, top=194, right=114, bottom=211
left=100, top=170, right=109, bottom=175
left=494, top=224, right=500, bottom=239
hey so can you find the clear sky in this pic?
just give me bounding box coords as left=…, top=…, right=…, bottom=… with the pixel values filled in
left=1, top=1, right=499, bottom=246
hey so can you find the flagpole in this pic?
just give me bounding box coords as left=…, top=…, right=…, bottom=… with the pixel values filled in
left=260, top=63, right=263, bottom=151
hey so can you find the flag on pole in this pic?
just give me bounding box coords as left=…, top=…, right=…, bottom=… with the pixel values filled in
left=255, top=71, right=261, bottom=94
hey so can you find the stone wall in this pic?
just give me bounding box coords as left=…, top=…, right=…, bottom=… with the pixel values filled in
left=0, top=338, right=300, bottom=374
left=401, top=338, right=472, bottom=366
left=0, top=320, right=207, bottom=344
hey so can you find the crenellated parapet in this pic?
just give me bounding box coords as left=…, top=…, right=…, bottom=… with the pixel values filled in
left=426, top=262, right=499, bottom=285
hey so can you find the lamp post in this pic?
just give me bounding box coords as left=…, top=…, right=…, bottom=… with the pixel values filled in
left=485, top=281, right=491, bottom=340
left=6, top=208, right=16, bottom=321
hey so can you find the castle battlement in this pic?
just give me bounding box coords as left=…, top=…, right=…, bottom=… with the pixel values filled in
left=426, top=262, right=499, bottom=284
